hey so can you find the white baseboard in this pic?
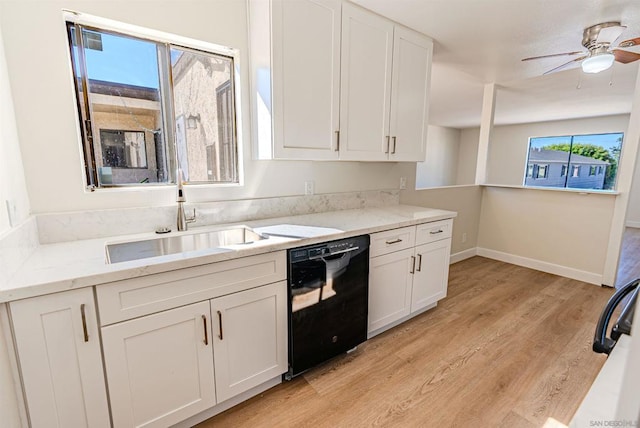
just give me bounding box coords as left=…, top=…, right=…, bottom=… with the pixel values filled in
left=476, top=247, right=603, bottom=285
left=626, top=220, right=640, bottom=229
left=450, top=247, right=478, bottom=264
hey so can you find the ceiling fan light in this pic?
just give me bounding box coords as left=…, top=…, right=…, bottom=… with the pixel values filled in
left=581, top=53, right=615, bottom=73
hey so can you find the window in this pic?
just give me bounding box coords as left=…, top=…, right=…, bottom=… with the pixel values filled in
left=100, top=130, right=147, bottom=168
left=66, top=17, right=240, bottom=188
left=527, top=164, right=534, bottom=178
left=523, top=133, right=623, bottom=191
left=535, top=164, right=548, bottom=179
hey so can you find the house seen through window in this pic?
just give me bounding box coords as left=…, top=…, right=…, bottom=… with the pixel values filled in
left=67, top=20, right=239, bottom=188
left=523, top=133, right=623, bottom=191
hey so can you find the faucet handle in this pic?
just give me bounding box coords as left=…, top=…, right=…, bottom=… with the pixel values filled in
left=186, top=208, right=196, bottom=223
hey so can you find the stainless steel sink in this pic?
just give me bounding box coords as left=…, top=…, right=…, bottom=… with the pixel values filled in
left=105, top=226, right=268, bottom=264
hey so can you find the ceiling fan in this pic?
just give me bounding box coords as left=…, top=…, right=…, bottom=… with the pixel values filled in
left=522, top=22, right=640, bottom=75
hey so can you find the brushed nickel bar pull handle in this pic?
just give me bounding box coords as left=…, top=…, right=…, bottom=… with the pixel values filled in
left=385, top=136, right=390, bottom=153
left=410, top=256, right=416, bottom=274
left=217, top=310, right=223, bottom=341
left=80, top=304, right=89, bottom=343
left=392, top=136, right=397, bottom=154
left=202, top=315, right=208, bottom=346
left=335, top=130, right=340, bottom=151
left=416, top=254, right=423, bottom=272
left=430, top=229, right=444, bottom=235
left=385, top=238, right=402, bottom=245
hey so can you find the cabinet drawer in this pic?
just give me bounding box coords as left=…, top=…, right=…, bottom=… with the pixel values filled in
left=415, top=219, right=452, bottom=245
left=97, top=251, right=286, bottom=325
left=369, top=226, right=415, bottom=257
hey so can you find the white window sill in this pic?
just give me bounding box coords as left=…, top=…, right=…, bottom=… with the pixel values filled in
left=481, top=183, right=620, bottom=196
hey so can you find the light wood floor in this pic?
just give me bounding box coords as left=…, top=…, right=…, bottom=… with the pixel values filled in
left=616, top=227, right=640, bottom=288
left=198, top=257, right=614, bottom=428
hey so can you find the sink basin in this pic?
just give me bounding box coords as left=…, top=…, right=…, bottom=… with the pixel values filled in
left=105, top=226, right=268, bottom=264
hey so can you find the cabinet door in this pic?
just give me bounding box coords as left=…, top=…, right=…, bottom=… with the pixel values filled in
left=368, top=248, right=414, bottom=334
left=412, top=239, right=451, bottom=312
left=389, top=26, right=433, bottom=162
left=211, top=281, right=287, bottom=403
left=272, top=0, right=341, bottom=159
left=102, top=301, right=215, bottom=428
left=339, top=2, right=394, bottom=161
left=10, top=288, right=110, bottom=428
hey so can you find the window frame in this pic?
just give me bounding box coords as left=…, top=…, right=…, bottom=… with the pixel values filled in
left=572, top=164, right=580, bottom=177
left=535, top=164, right=548, bottom=179
left=63, top=11, right=244, bottom=191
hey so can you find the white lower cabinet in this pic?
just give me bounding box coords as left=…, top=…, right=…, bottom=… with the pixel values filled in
left=101, top=280, right=288, bottom=428
left=368, top=248, right=414, bottom=332
left=10, top=288, right=110, bottom=428
left=411, top=239, right=451, bottom=312
left=102, top=301, right=216, bottom=428
left=211, top=281, right=288, bottom=403
left=368, top=219, right=453, bottom=337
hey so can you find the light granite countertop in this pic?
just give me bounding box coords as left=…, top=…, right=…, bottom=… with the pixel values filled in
left=1, top=205, right=456, bottom=303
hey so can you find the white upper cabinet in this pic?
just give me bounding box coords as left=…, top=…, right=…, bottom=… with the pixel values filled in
left=272, top=0, right=342, bottom=159
left=249, top=0, right=432, bottom=162
left=340, top=5, right=432, bottom=162
left=338, top=2, right=394, bottom=161
left=389, top=26, right=433, bottom=161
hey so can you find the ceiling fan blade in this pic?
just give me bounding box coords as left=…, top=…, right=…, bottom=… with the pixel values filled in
left=596, top=25, right=626, bottom=44
left=522, top=51, right=584, bottom=61
left=542, top=56, right=587, bottom=75
left=613, top=49, right=640, bottom=64
left=618, top=37, right=640, bottom=48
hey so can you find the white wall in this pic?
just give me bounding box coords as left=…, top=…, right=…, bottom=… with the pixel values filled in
left=415, top=125, right=479, bottom=189
left=478, top=186, right=616, bottom=284
left=416, top=125, right=460, bottom=188
left=0, top=1, right=405, bottom=215
left=0, top=21, right=29, bottom=236
left=457, top=127, right=479, bottom=185
left=627, top=147, right=640, bottom=227
left=486, top=115, right=631, bottom=186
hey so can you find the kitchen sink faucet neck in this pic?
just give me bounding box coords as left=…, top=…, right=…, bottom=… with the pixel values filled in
left=176, top=171, right=196, bottom=231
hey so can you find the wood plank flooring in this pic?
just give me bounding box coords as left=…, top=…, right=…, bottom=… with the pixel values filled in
left=616, top=227, right=640, bottom=288
left=197, top=257, right=614, bottom=428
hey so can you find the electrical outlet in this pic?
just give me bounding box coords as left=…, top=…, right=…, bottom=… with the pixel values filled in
left=462, top=232, right=467, bottom=243
left=304, top=181, right=315, bottom=195
left=399, top=177, right=407, bottom=190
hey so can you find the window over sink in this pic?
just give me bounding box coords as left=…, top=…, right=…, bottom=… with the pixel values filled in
left=65, top=13, right=241, bottom=189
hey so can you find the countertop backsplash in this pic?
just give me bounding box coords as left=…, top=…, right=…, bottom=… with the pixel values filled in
left=36, top=190, right=400, bottom=244
left=0, top=217, right=39, bottom=284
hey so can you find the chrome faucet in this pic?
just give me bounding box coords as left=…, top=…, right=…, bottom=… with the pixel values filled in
left=176, top=171, right=196, bottom=231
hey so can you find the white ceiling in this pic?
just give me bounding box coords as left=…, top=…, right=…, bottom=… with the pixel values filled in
left=351, top=0, right=640, bottom=128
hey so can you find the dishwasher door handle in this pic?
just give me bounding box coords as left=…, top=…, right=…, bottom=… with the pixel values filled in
left=309, top=246, right=360, bottom=260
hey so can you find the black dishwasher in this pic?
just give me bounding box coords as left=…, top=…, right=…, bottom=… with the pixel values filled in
left=285, top=235, right=369, bottom=379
